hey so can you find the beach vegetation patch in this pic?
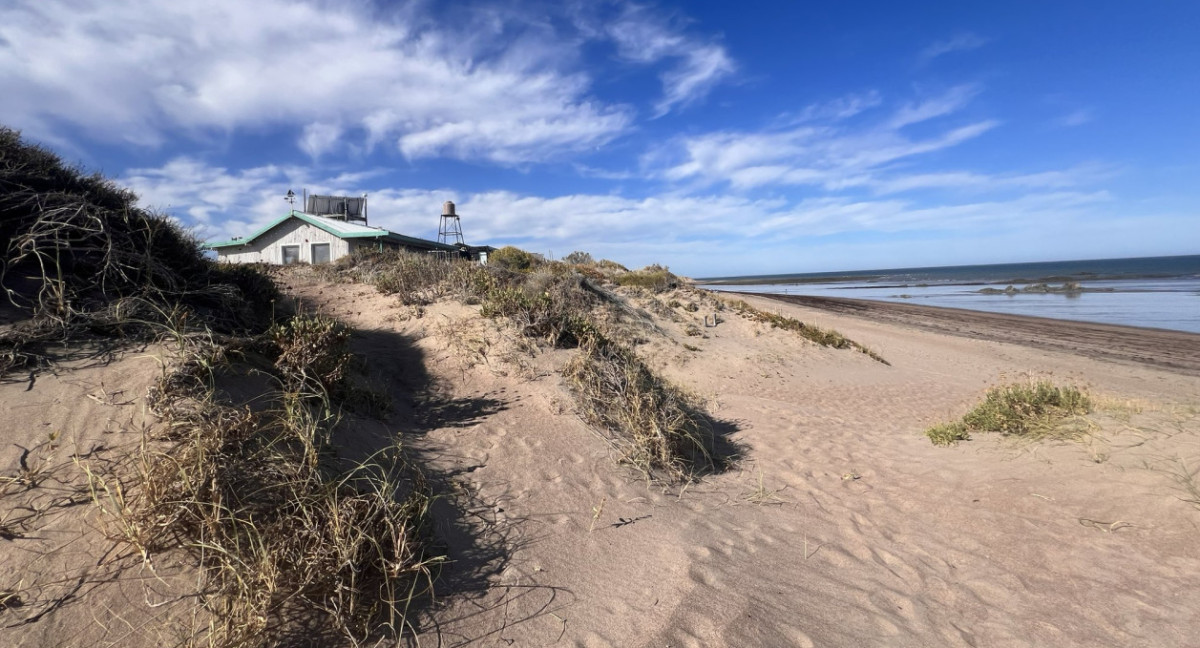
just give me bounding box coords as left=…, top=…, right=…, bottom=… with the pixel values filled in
left=563, top=250, right=594, bottom=265
left=726, top=299, right=889, bottom=365
left=0, top=126, right=278, bottom=376
left=927, top=380, right=1093, bottom=445
left=613, top=264, right=680, bottom=292
left=488, top=245, right=540, bottom=272
left=564, top=334, right=729, bottom=482
left=99, top=315, right=441, bottom=647
left=925, top=421, right=971, bottom=446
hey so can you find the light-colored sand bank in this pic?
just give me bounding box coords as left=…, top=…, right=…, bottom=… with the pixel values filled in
left=3, top=279, right=1198, bottom=647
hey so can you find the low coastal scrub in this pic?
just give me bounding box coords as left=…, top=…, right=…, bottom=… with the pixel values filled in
left=0, top=127, right=277, bottom=376
left=613, top=264, right=681, bottom=292
left=726, top=299, right=889, bottom=365
left=927, top=380, right=1093, bottom=445
left=564, top=334, right=722, bottom=482
left=1, top=131, right=440, bottom=644
left=113, top=315, right=440, bottom=646
left=317, top=249, right=735, bottom=483
left=488, top=245, right=540, bottom=272
left=313, top=249, right=493, bottom=306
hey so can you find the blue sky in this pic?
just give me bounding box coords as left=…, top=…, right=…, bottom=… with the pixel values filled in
left=2, top=0, right=1197, bottom=277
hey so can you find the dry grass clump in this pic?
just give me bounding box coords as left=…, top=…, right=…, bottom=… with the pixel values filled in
left=313, top=249, right=493, bottom=306
left=564, top=334, right=721, bottom=482
left=112, top=315, right=440, bottom=646
left=927, top=380, right=1093, bottom=445
left=727, top=299, right=889, bottom=365
left=318, top=247, right=610, bottom=351
left=0, top=126, right=277, bottom=375
left=479, top=272, right=600, bottom=348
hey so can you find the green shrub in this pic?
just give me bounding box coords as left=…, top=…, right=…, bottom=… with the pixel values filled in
left=926, top=422, right=971, bottom=446
left=488, top=245, right=538, bottom=272
left=926, top=381, right=1093, bottom=445
left=962, top=382, right=1092, bottom=436
left=614, top=264, right=679, bottom=292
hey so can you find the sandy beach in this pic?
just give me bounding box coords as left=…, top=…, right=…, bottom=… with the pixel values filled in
left=3, top=279, right=1199, bottom=647
left=749, top=292, right=1200, bottom=376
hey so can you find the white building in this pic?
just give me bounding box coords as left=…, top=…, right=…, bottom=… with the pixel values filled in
left=204, top=211, right=459, bottom=264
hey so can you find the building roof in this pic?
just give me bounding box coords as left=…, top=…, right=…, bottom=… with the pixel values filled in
left=203, top=211, right=459, bottom=252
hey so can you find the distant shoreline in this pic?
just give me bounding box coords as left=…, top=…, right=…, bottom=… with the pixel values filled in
left=745, top=292, right=1200, bottom=376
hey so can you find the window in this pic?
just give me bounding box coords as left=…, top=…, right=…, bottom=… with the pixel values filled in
left=281, top=245, right=300, bottom=265
left=311, top=243, right=331, bottom=264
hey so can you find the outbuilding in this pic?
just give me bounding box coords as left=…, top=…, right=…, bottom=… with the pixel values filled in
left=204, top=211, right=460, bottom=264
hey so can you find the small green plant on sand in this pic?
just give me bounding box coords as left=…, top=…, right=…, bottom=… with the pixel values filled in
left=925, top=422, right=971, bottom=446
left=927, top=380, right=1093, bottom=445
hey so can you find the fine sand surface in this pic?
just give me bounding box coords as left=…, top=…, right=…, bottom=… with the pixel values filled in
left=3, top=279, right=1199, bottom=647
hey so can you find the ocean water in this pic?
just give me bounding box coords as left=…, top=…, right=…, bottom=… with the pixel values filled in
left=697, top=255, right=1200, bottom=334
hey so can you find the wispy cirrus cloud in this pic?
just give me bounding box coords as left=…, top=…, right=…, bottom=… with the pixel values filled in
left=651, top=85, right=999, bottom=190
left=605, top=4, right=736, bottom=116
left=918, top=32, right=989, bottom=64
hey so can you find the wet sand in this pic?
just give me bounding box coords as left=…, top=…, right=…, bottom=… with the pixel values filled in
left=749, top=293, right=1200, bottom=376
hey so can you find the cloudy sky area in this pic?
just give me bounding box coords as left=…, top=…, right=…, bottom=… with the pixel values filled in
left=1, top=0, right=1197, bottom=276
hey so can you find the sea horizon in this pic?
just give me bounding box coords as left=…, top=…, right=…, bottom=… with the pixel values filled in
left=696, top=254, right=1200, bottom=334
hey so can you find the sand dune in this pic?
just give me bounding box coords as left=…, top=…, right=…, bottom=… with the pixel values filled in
left=3, top=278, right=1198, bottom=647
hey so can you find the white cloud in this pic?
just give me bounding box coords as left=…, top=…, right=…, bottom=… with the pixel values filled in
left=299, top=123, right=344, bottom=161
left=0, top=0, right=632, bottom=163
left=918, top=32, right=988, bottom=64
left=888, top=85, right=981, bottom=129
left=773, top=91, right=884, bottom=126
left=606, top=5, right=736, bottom=116
left=123, top=156, right=1151, bottom=276
left=654, top=86, right=999, bottom=190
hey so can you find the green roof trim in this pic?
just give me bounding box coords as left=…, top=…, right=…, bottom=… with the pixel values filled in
left=203, top=211, right=458, bottom=252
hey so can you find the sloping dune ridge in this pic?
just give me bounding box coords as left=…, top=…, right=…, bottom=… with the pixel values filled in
left=3, top=271, right=1199, bottom=647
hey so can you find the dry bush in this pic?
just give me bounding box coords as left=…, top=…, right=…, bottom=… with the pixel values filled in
left=564, top=335, right=722, bottom=482
left=114, top=321, right=440, bottom=647
left=726, top=299, right=889, bottom=365
left=0, top=126, right=277, bottom=375
left=562, top=250, right=594, bottom=265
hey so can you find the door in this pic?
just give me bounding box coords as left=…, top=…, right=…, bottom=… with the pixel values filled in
left=311, top=243, right=331, bottom=264
left=281, top=245, right=300, bottom=265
